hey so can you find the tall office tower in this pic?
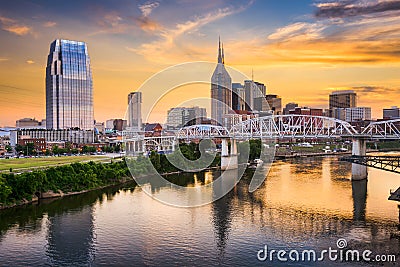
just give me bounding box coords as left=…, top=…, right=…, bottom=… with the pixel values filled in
left=329, top=90, right=356, bottom=118
left=232, top=83, right=245, bottom=111
left=211, top=38, right=232, bottom=125
left=128, top=92, right=142, bottom=130
left=46, top=39, right=94, bottom=130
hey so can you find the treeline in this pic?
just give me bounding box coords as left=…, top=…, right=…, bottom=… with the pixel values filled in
left=367, top=141, right=400, bottom=150
left=0, top=161, right=131, bottom=206
left=149, top=142, right=221, bottom=174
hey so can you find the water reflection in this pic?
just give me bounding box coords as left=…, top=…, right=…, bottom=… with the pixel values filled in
left=0, top=157, right=399, bottom=266
left=352, top=180, right=367, bottom=221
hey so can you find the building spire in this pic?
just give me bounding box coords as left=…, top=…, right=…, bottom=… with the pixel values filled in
left=218, top=36, right=222, bottom=63
left=222, top=43, right=225, bottom=64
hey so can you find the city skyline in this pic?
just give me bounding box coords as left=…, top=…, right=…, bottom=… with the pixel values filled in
left=1, top=0, right=400, bottom=126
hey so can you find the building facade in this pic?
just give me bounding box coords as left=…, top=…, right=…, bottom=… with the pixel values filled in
left=283, top=102, right=299, bottom=115
left=383, top=106, right=400, bottom=120
left=46, top=39, right=94, bottom=130
left=16, top=118, right=44, bottom=128
left=128, top=92, right=142, bottom=130
left=166, top=106, right=207, bottom=129
left=211, top=38, right=232, bottom=125
left=329, top=90, right=357, bottom=118
left=105, top=119, right=127, bottom=131
left=345, top=107, right=371, bottom=122
left=10, top=129, right=95, bottom=148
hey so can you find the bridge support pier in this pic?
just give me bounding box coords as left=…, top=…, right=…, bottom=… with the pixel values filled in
left=351, top=137, right=368, bottom=180
left=221, top=139, right=238, bottom=170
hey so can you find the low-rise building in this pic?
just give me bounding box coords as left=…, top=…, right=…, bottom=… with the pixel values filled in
left=144, top=123, right=163, bottom=137
left=10, top=129, right=95, bottom=148
left=18, top=137, right=46, bottom=152
left=222, top=110, right=258, bottom=129
left=16, top=118, right=45, bottom=129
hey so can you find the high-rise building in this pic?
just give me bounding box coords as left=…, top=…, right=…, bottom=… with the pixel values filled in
left=329, top=90, right=356, bottom=118
left=211, top=38, right=232, bottom=125
left=232, top=83, right=245, bottom=111
left=243, top=80, right=266, bottom=112
left=46, top=39, right=94, bottom=130
left=383, top=106, right=400, bottom=120
left=265, top=94, right=282, bottom=115
left=128, top=92, right=142, bottom=130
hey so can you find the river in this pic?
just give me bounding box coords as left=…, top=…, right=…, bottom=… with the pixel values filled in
left=0, top=156, right=399, bottom=266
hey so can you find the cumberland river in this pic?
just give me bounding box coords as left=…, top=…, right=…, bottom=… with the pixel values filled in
left=0, top=156, right=399, bottom=266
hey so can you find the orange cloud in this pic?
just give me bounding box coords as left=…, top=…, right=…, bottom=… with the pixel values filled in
left=0, top=16, right=32, bottom=36
left=43, top=21, right=57, bottom=27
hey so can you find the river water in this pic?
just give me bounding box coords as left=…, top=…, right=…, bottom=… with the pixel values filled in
left=0, top=156, right=399, bottom=266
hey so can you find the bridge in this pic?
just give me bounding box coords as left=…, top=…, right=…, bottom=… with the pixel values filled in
left=124, top=115, right=400, bottom=179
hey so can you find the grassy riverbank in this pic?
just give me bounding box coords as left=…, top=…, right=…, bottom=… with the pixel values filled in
left=0, top=155, right=110, bottom=172
left=0, top=160, right=132, bottom=208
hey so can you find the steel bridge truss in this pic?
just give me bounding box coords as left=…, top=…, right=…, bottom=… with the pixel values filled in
left=230, top=115, right=358, bottom=139
left=361, top=119, right=400, bottom=139
left=341, top=155, right=400, bottom=174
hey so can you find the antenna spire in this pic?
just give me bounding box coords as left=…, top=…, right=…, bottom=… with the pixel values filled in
left=222, top=43, right=225, bottom=64
left=218, top=36, right=222, bottom=63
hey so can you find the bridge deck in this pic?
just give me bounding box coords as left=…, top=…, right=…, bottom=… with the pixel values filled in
left=340, top=155, right=400, bottom=174
left=389, top=187, right=400, bottom=202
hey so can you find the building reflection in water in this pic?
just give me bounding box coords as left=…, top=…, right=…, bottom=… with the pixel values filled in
left=46, top=206, right=95, bottom=266
left=352, top=179, right=367, bottom=221
left=211, top=168, right=238, bottom=261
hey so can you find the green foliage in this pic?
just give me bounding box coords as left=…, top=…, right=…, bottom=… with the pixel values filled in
left=249, top=139, right=261, bottom=161
left=0, top=177, right=12, bottom=204
left=0, top=160, right=131, bottom=206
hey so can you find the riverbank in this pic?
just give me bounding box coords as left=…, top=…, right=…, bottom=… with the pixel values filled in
left=0, top=160, right=132, bottom=210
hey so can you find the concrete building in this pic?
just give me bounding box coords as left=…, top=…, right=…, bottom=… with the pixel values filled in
left=266, top=94, right=282, bottom=115
left=166, top=106, right=207, bottom=129
left=383, top=106, right=400, bottom=120
left=94, top=122, right=105, bottom=134
left=105, top=119, right=127, bottom=131
left=222, top=110, right=258, bottom=130
left=10, top=129, right=95, bottom=148
left=128, top=92, right=142, bottom=131
left=211, top=38, right=232, bottom=125
left=329, top=90, right=357, bottom=118
left=232, top=83, right=245, bottom=111
left=345, top=107, right=371, bottom=122
left=16, top=118, right=43, bottom=128
left=46, top=39, right=94, bottom=130
left=289, top=107, right=323, bottom=116
left=283, top=103, right=299, bottom=115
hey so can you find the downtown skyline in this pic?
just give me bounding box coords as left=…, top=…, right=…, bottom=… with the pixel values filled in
left=1, top=0, right=400, bottom=127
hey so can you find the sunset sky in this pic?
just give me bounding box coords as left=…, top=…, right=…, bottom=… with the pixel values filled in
left=1, top=0, right=400, bottom=126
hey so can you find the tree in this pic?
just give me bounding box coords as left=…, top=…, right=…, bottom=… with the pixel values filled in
left=5, top=145, right=12, bottom=153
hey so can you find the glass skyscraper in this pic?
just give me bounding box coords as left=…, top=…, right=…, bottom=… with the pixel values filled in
left=46, top=39, right=94, bottom=130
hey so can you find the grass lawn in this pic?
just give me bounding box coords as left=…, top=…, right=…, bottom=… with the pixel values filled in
left=0, top=156, right=110, bottom=172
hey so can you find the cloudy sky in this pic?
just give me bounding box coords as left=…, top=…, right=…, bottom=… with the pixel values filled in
left=1, top=0, right=400, bottom=126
